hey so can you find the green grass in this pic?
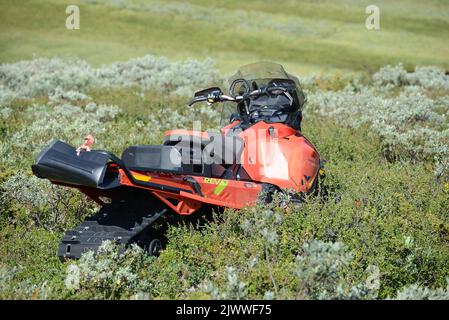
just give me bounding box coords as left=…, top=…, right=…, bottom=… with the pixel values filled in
left=1, top=0, right=448, bottom=75
left=1, top=84, right=449, bottom=299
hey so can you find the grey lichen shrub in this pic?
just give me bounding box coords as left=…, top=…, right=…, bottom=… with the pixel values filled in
left=294, top=240, right=379, bottom=300
left=65, top=241, right=153, bottom=299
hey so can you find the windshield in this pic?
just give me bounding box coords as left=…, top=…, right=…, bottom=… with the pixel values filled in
left=228, top=61, right=301, bottom=88
left=220, top=61, right=306, bottom=126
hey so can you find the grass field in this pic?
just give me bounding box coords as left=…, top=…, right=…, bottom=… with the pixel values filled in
left=1, top=0, right=448, bottom=75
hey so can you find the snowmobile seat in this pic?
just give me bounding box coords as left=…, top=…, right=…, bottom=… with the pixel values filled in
left=163, top=132, right=244, bottom=164
left=122, top=144, right=216, bottom=177
left=121, top=145, right=183, bottom=174
left=127, top=132, right=245, bottom=178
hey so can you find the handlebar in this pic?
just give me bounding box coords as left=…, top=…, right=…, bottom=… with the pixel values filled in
left=187, top=87, right=291, bottom=107
left=187, top=93, right=239, bottom=107
left=187, top=96, right=208, bottom=107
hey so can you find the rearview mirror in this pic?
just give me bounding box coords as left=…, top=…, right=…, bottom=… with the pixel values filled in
left=194, top=87, right=223, bottom=98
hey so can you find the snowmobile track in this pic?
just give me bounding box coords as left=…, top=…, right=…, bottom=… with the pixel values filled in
left=58, top=204, right=167, bottom=260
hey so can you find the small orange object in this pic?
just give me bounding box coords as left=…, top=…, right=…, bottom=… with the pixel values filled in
left=76, top=134, right=95, bottom=155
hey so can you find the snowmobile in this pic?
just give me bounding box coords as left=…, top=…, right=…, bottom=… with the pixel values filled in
left=31, top=62, right=324, bottom=260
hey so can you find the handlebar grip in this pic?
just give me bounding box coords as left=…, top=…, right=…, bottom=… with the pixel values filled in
left=188, top=96, right=208, bottom=107
left=188, top=94, right=237, bottom=107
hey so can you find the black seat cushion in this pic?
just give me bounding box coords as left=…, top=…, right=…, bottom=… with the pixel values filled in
left=121, top=145, right=182, bottom=173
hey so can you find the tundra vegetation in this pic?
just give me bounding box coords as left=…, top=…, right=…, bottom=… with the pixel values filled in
left=0, top=55, right=448, bottom=300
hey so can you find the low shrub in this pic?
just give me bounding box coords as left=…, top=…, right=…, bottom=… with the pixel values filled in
left=1, top=56, right=448, bottom=300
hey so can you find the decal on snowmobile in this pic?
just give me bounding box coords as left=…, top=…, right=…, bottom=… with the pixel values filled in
left=203, top=178, right=229, bottom=196
left=203, top=177, right=222, bottom=184
left=214, top=180, right=229, bottom=196
left=132, top=172, right=152, bottom=182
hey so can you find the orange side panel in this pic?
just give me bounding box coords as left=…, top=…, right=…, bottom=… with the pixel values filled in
left=195, top=177, right=261, bottom=209
left=239, top=122, right=320, bottom=193
left=118, top=169, right=262, bottom=214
